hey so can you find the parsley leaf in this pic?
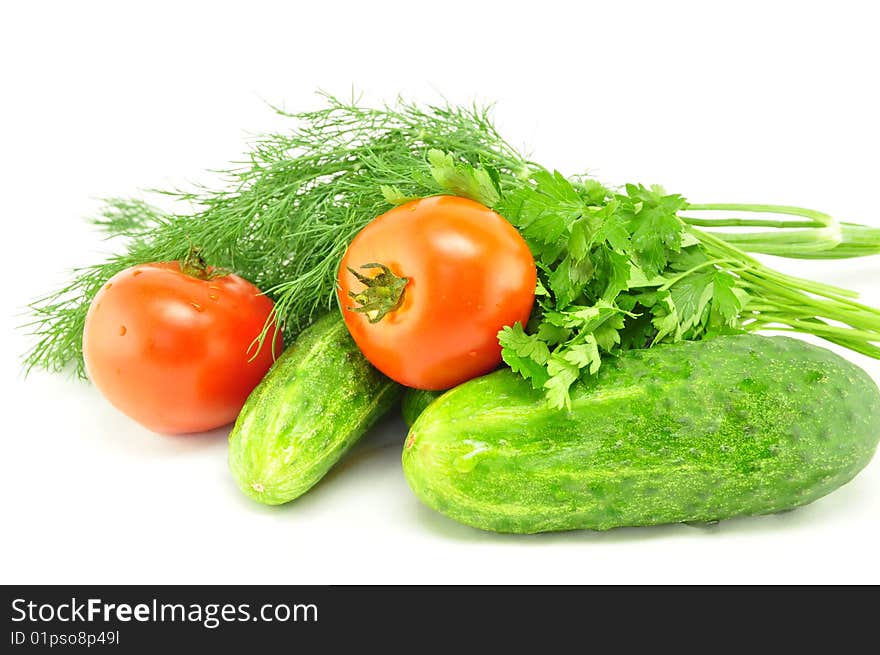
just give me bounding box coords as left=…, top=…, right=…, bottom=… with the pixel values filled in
left=498, top=323, right=550, bottom=388
left=622, top=184, right=687, bottom=277
left=380, top=185, right=419, bottom=206
left=427, top=149, right=501, bottom=207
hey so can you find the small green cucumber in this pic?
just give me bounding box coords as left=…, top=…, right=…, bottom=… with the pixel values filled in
left=229, top=313, right=401, bottom=505
left=403, top=334, right=880, bottom=533
left=402, top=388, right=443, bottom=427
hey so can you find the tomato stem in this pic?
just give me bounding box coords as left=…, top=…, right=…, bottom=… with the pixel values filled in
left=179, top=246, right=228, bottom=280
left=346, top=263, right=408, bottom=323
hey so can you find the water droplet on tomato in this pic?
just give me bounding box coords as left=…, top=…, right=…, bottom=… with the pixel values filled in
left=119, top=325, right=127, bottom=336
left=132, top=270, right=142, bottom=276
left=105, top=283, right=112, bottom=289
left=209, top=294, right=218, bottom=301
left=190, top=302, right=203, bottom=312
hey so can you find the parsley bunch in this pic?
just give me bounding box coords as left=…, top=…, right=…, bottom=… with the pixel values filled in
left=479, top=171, right=880, bottom=407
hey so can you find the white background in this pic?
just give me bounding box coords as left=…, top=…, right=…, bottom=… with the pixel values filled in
left=2, top=1, right=879, bottom=584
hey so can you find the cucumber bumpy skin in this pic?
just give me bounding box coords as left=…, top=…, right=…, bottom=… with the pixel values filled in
left=403, top=335, right=880, bottom=533
left=229, top=313, right=401, bottom=505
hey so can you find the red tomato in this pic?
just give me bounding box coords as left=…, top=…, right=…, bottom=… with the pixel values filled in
left=337, top=195, right=536, bottom=389
left=82, top=261, right=282, bottom=434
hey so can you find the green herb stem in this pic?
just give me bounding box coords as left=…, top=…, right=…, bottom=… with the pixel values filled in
left=682, top=203, right=880, bottom=259
left=744, top=315, right=880, bottom=343
left=684, top=203, right=836, bottom=225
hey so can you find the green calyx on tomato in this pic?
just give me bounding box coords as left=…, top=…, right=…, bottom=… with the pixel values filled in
left=178, top=245, right=229, bottom=281
left=345, top=263, right=409, bottom=324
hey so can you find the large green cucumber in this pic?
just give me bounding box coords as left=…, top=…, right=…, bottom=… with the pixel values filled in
left=229, top=313, right=401, bottom=505
left=403, top=334, right=880, bottom=533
